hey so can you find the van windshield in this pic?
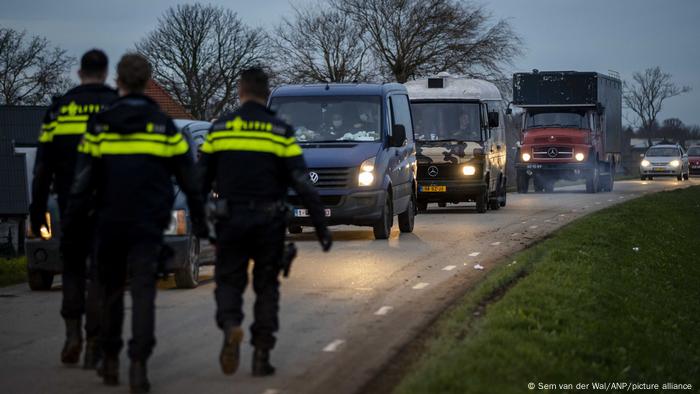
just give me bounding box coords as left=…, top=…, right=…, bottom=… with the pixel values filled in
left=525, top=111, right=589, bottom=129
left=411, top=102, right=482, bottom=142
left=270, top=96, right=382, bottom=142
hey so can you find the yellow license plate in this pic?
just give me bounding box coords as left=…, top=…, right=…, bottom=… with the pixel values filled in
left=421, top=185, right=446, bottom=192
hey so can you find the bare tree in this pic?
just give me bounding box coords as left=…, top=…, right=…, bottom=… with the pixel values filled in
left=136, top=4, right=268, bottom=119
left=273, top=4, right=373, bottom=83
left=0, top=27, right=75, bottom=105
left=623, top=66, right=691, bottom=131
left=333, top=0, right=522, bottom=83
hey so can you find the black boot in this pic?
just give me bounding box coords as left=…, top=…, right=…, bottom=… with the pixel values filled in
left=252, top=348, right=275, bottom=377
left=129, top=360, right=150, bottom=393
left=100, top=355, right=119, bottom=386
left=219, top=325, right=244, bottom=375
left=61, top=318, right=83, bottom=365
left=83, top=337, right=102, bottom=370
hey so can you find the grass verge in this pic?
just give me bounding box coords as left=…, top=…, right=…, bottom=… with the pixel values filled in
left=394, top=186, right=700, bottom=393
left=0, top=256, right=27, bottom=287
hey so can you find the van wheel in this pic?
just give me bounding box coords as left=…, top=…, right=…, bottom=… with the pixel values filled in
left=398, top=195, right=415, bottom=233
left=288, top=225, right=303, bottom=234
left=475, top=189, right=488, bottom=213
left=175, top=237, right=200, bottom=289
left=373, top=194, right=393, bottom=240
left=28, top=269, right=53, bottom=291
left=683, top=172, right=689, bottom=180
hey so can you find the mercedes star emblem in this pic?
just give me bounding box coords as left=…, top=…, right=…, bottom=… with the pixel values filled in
left=427, top=166, right=439, bottom=177
left=547, top=147, right=558, bottom=158
left=309, top=172, right=319, bottom=184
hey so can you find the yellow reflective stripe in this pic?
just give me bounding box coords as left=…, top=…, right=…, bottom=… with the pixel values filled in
left=206, top=130, right=296, bottom=146
left=53, top=122, right=87, bottom=136
left=57, top=115, right=89, bottom=122
left=79, top=132, right=189, bottom=158
left=200, top=137, right=302, bottom=157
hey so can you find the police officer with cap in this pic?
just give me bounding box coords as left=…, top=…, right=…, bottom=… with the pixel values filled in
left=30, top=49, right=117, bottom=368
left=65, top=53, right=208, bottom=392
left=198, top=67, right=332, bottom=377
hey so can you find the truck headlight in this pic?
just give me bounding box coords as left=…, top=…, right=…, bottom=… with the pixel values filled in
left=522, top=153, right=531, bottom=162
left=164, top=210, right=187, bottom=235
left=669, top=160, right=680, bottom=167
left=358, top=157, right=375, bottom=186
left=641, top=159, right=650, bottom=167
left=27, top=213, right=52, bottom=240
left=575, top=153, right=585, bottom=161
left=462, top=165, right=476, bottom=175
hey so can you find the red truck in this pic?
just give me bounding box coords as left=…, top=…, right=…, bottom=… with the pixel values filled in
left=513, top=71, right=622, bottom=193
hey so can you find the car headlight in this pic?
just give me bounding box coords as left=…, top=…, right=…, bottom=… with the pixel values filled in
left=522, top=152, right=531, bottom=162
left=462, top=165, right=476, bottom=175
left=164, top=210, right=187, bottom=235
left=641, top=159, right=650, bottom=167
left=358, top=157, right=375, bottom=186
left=27, top=213, right=52, bottom=240
left=575, top=153, right=585, bottom=161
left=669, top=160, right=680, bottom=168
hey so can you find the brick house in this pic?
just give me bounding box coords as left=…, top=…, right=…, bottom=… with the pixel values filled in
left=144, top=79, right=193, bottom=120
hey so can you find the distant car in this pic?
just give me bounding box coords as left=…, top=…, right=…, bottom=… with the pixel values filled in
left=639, top=144, right=689, bottom=181
left=687, top=146, right=700, bottom=176
left=25, top=119, right=213, bottom=290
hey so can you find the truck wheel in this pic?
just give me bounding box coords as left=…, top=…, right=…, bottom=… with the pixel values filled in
left=499, top=187, right=507, bottom=207
left=398, top=195, right=415, bottom=233
left=517, top=172, right=529, bottom=193
left=372, top=194, right=393, bottom=240
left=586, top=166, right=599, bottom=193
left=288, top=225, right=303, bottom=234
left=174, top=237, right=200, bottom=289
left=28, top=269, right=54, bottom=291
left=475, top=189, right=488, bottom=213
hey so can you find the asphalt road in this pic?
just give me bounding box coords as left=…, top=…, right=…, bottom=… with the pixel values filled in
left=0, top=178, right=695, bottom=394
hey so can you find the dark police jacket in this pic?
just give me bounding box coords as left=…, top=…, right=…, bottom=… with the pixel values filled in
left=65, top=94, right=205, bottom=236
left=198, top=101, right=325, bottom=229
left=31, top=84, right=117, bottom=216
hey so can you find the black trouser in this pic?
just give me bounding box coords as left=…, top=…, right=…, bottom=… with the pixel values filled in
left=95, top=221, right=161, bottom=361
left=215, top=206, right=285, bottom=350
left=60, top=214, right=101, bottom=339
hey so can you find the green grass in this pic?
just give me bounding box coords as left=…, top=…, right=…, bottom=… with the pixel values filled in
left=0, top=256, right=27, bottom=287
left=395, top=186, right=700, bottom=394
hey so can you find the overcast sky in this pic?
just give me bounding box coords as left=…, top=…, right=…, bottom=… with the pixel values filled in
left=2, top=0, right=698, bottom=126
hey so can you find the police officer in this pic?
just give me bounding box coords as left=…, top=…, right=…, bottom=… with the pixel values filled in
left=198, top=68, right=332, bottom=376
left=29, top=49, right=117, bottom=368
left=64, top=53, right=207, bottom=392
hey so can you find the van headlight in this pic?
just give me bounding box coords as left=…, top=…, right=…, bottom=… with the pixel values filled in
left=669, top=160, right=680, bottom=168
left=462, top=165, right=476, bottom=175
left=164, top=210, right=187, bottom=235
left=522, top=152, right=531, bottom=162
left=27, top=213, right=52, bottom=240
left=641, top=159, right=651, bottom=167
left=575, top=153, right=585, bottom=161
left=358, top=157, right=375, bottom=187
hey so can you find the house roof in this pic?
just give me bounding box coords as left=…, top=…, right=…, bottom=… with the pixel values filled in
left=144, top=79, right=193, bottom=120
left=0, top=106, right=48, bottom=147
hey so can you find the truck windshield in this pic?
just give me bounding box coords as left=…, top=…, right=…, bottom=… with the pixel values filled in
left=270, top=96, right=382, bottom=142
left=525, top=112, right=589, bottom=129
left=646, top=147, right=679, bottom=157
left=411, top=102, right=482, bottom=142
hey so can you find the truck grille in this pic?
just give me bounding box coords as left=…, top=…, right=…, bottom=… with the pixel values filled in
left=533, top=146, right=573, bottom=159
left=418, top=163, right=468, bottom=180
left=307, top=167, right=353, bottom=188
left=534, top=136, right=573, bottom=143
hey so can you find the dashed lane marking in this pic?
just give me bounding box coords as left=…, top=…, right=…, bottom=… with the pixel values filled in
left=469, top=252, right=481, bottom=257
left=412, top=282, right=430, bottom=289
left=323, top=339, right=346, bottom=352
left=442, top=265, right=457, bottom=271
left=374, top=306, right=393, bottom=315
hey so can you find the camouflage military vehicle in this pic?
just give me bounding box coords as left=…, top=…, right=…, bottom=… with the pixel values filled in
left=405, top=73, right=507, bottom=213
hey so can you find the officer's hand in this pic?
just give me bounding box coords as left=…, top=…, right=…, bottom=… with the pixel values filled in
left=29, top=206, right=48, bottom=239
left=316, top=226, right=333, bottom=252
left=191, top=218, right=210, bottom=240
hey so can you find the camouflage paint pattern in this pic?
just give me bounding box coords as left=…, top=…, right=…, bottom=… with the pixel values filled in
left=416, top=141, right=484, bottom=164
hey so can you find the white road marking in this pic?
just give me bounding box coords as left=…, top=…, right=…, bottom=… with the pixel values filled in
left=442, top=265, right=457, bottom=271
left=529, top=225, right=538, bottom=229
left=469, top=252, right=481, bottom=257
left=323, top=339, right=346, bottom=352
left=412, top=282, right=430, bottom=289
left=374, top=306, right=393, bottom=315
left=490, top=241, right=501, bottom=246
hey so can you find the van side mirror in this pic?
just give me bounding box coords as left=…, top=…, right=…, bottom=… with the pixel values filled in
left=390, top=124, right=407, bottom=147
left=488, top=111, right=499, bottom=128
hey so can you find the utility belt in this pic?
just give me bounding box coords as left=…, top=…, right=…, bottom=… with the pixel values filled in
left=208, top=198, right=287, bottom=221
